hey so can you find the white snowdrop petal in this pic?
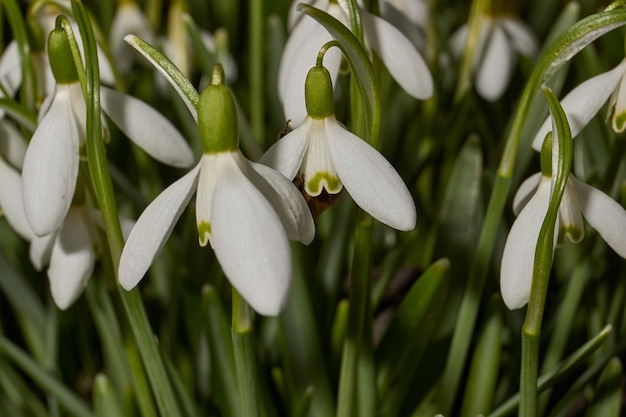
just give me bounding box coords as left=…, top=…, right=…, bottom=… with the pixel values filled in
left=500, top=179, right=552, bottom=310
left=30, top=233, right=55, bottom=271
left=249, top=160, right=316, bottom=244
left=211, top=155, right=292, bottom=316
left=110, top=3, right=155, bottom=73
left=259, top=119, right=311, bottom=180
left=0, top=40, right=22, bottom=98
left=501, top=18, right=538, bottom=57
left=476, top=24, right=514, bottom=101
left=196, top=155, right=218, bottom=247
left=573, top=176, right=626, bottom=258
left=48, top=209, right=95, bottom=310
left=118, top=163, right=201, bottom=290
left=22, top=86, right=80, bottom=236
left=0, top=158, right=34, bottom=240
left=361, top=10, right=433, bottom=99
left=278, top=18, right=342, bottom=126
left=532, top=60, right=626, bottom=150
left=101, top=87, right=194, bottom=168
left=513, top=173, right=541, bottom=216
left=326, top=119, right=416, bottom=231
left=0, top=120, right=28, bottom=168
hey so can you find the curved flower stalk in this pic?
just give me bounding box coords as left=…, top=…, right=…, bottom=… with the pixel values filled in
left=109, top=1, right=155, bottom=74
left=279, top=0, right=433, bottom=125
left=21, top=28, right=194, bottom=238
left=500, top=136, right=626, bottom=310
left=450, top=14, right=538, bottom=101
left=532, top=59, right=626, bottom=150
left=261, top=64, right=416, bottom=231
left=119, top=66, right=315, bottom=316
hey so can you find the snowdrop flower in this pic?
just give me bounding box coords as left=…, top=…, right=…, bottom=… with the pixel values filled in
left=532, top=59, right=626, bottom=151
left=500, top=135, right=626, bottom=309
left=261, top=64, right=416, bottom=231
left=119, top=66, right=315, bottom=316
left=450, top=13, right=538, bottom=101
left=110, top=1, right=155, bottom=73
left=279, top=0, right=433, bottom=125
left=21, top=28, right=194, bottom=237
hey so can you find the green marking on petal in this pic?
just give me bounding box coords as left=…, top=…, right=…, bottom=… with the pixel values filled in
left=558, top=224, right=584, bottom=245
left=613, top=111, right=626, bottom=133
left=198, top=221, right=211, bottom=247
left=306, top=172, right=341, bottom=196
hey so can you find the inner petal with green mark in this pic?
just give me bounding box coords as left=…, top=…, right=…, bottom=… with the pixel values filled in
left=305, top=172, right=342, bottom=196
left=612, top=74, right=626, bottom=133
left=198, top=221, right=212, bottom=247
left=196, top=154, right=219, bottom=248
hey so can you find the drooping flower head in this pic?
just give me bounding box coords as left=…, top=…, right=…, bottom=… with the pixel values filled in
left=22, top=26, right=194, bottom=237
left=119, top=65, right=314, bottom=316
left=501, top=134, right=626, bottom=309
left=262, top=62, right=417, bottom=231
left=279, top=0, right=433, bottom=125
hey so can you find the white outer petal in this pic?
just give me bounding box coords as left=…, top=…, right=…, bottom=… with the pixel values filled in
left=476, top=24, right=514, bottom=101
left=501, top=18, right=538, bottom=57
left=513, top=172, right=541, bottom=216
left=500, top=178, right=552, bottom=310
left=211, top=153, right=292, bottom=316
left=259, top=118, right=311, bottom=179
left=573, top=176, right=626, bottom=258
left=48, top=209, right=95, bottom=310
left=278, top=11, right=342, bottom=125
left=118, top=163, right=201, bottom=290
left=326, top=118, right=416, bottom=230
left=361, top=10, right=433, bottom=99
left=100, top=87, right=194, bottom=167
left=22, top=85, right=80, bottom=236
left=249, top=160, right=316, bottom=244
left=0, top=157, right=34, bottom=240
left=30, top=233, right=55, bottom=271
left=532, top=60, right=626, bottom=150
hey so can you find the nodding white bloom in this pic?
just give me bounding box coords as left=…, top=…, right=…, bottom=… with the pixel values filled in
left=500, top=136, right=626, bottom=310
left=110, top=1, right=155, bottom=73
left=450, top=14, right=538, bottom=101
left=280, top=0, right=433, bottom=125
left=119, top=67, right=315, bottom=316
left=262, top=64, right=416, bottom=231
left=21, top=28, right=194, bottom=237
left=532, top=59, right=626, bottom=151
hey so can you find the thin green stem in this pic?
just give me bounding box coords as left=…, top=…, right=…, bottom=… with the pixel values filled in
left=249, top=0, right=264, bottom=147
left=337, top=215, right=373, bottom=417
left=232, top=289, right=259, bottom=417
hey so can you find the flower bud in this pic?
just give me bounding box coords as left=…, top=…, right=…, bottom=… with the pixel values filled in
left=198, top=65, right=238, bottom=153
left=48, top=29, right=79, bottom=84
left=305, top=65, right=334, bottom=119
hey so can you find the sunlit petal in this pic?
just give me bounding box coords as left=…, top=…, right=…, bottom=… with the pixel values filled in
left=48, top=209, right=95, bottom=310
left=22, top=85, right=80, bottom=236
left=259, top=119, right=311, bottom=179
left=476, top=24, right=514, bottom=101
left=211, top=154, right=291, bottom=316
left=532, top=59, right=626, bottom=150
left=500, top=178, right=552, bottom=310
left=0, top=157, right=34, bottom=240
left=361, top=10, right=433, bottom=99
left=101, top=87, right=194, bottom=168
left=326, top=118, right=416, bottom=230
left=573, top=176, right=626, bottom=258
left=118, top=162, right=201, bottom=290
left=249, top=160, right=316, bottom=244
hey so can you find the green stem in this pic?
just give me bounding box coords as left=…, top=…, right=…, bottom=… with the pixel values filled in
left=249, top=0, right=264, bottom=147
left=337, top=215, right=373, bottom=417
left=232, top=289, right=259, bottom=417
left=71, top=2, right=179, bottom=416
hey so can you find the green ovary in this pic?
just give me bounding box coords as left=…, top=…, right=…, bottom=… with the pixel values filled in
left=306, top=172, right=341, bottom=196
left=197, top=221, right=211, bottom=247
